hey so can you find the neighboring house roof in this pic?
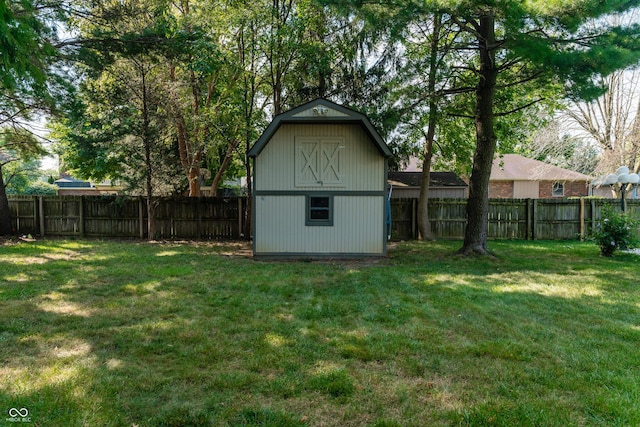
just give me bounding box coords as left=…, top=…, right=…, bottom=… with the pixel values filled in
left=491, top=154, right=593, bottom=182
left=248, top=98, right=392, bottom=158
left=54, top=177, right=92, bottom=188
left=388, top=171, right=468, bottom=188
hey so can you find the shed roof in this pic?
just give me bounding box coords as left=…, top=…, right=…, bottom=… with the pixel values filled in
left=248, top=98, right=392, bottom=158
left=388, top=171, right=468, bottom=188
left=490, top=154, right=593, bottom=182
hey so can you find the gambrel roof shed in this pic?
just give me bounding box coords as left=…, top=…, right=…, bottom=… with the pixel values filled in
left=248, top=99, right=392, bottom=159
left=249, top=98, right=392, bottom=259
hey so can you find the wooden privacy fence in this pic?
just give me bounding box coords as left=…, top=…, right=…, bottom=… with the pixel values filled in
left=8, top=196, right=246, bottom=239
left=8, top=195, right=639, bottom=240
left=390, top=198, right=640, bottom=240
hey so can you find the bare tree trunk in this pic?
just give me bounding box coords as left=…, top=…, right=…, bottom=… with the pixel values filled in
left=244, top=93, right=254, bottom=240
left=0, top=165, right=13, bottom=235
left=417, top=148, right=434, bottom=240
left=629, top=95, right=640, bottom=174
left=459, top=14, right=498, bottom=256
left=168, top=64, right=203, bottom=197
left=239, top=21, right=257, bottom=240
left=144, top=148, right=156, bottom=239
left=187, top=68, right=202, bottom=196
left=211, top=141, right=240, bottom=196
left=140, top=63, right=156, bottom=239
left=245, top=159, right=253, bottom=240
left=417, top=13, right=442, bottom=241
left=566, top=69, right=640, bottom=175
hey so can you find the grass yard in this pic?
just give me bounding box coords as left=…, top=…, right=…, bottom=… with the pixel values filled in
left=1, top=239, right=639, bottom=427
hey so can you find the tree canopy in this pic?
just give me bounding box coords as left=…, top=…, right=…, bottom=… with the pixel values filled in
left=3, top=0, right=640, bottom=246
left=0, top=0, right=66, bottom=234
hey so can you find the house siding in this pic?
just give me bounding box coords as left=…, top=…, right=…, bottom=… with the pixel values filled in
left=489, top=181, right=514, bottom=198
left=490, top=180, right=589, bottom=199
left=539, top=181, right=589, bottom=198
left=513, top=181, right=539, bottom=199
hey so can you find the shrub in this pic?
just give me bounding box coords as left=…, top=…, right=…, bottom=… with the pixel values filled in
left=592, top=205, right=639, bottom=257
left=6, top=180, right=58, bottom=195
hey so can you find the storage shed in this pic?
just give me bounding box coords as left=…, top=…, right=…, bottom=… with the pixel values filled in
left=248, top=99, right=392, bottom=258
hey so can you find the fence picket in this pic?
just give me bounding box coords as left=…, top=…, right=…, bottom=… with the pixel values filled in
left=8, top=196, right=246, bottom=239
left=8, top=195, right=640, bottom=240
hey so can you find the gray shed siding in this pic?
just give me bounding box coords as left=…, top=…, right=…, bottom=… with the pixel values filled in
left=253, top=122, right=387, bottom=257
left=255, top=124, right=385, bottom=192
left=254, top=195, right=384, bottom=254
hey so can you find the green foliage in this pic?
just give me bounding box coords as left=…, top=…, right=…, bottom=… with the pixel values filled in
left=14, top=180, right=57, bottom=195
left=592, top=204, right=639, bottom=257
left=0, top=0, right=56, bottom=94
left=54, top=0, right=266, bottom=195
left=0, top=127, right=46, bottom=159
left=1, top=0, right=69, bottom=131
left=1, top=132, right=52, bottom=198
left=51, top=74, right=186, bottom=195
left=0, top=0, right=69, bottom=234
left=4, top=162, right=52, bottom=194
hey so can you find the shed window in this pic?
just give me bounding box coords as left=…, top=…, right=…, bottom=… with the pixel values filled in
left=552, top=182, right=564, bottom=197
left=306, top=195, right=333, bottom=226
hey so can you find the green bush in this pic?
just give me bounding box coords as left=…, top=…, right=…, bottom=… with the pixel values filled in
left=6, top=180, right=58, bottom=195
left=592, top=205, right=639, bottom=257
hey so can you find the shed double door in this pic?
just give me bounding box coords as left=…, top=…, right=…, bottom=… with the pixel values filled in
left=295, top=138, right=344, bottom=187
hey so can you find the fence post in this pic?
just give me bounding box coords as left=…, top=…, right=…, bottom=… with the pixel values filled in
left=38, top=196, right=45, bottom=237
left=579, top=198, right=585, bottom=241
left=525, top=199, right=531, bottom=240
left=591, top=199, right=597, bottom=234
left=197, top=197, right=202, bottom=238
left=79, top=196, right=85, bottom=237
left=238, top=198, right=243, bottom=239
left=531, top=199, right=537, bottom=240
left=32, top=195, right=38, bottom=236
left=411, top=198, right=417, bottom=239
left=139, top=197, right=144, bottom=239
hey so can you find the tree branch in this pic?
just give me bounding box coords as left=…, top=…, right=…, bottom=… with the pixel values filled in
left=495, top=98, right=545, bottom=117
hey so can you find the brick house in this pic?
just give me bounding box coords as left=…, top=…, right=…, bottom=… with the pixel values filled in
left=387, top=171, right=468, bottom=199
left=489, top=154, right=593, bottom=199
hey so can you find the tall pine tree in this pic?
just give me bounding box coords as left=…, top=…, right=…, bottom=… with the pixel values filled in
left=0, top=0, right=63, bottom=235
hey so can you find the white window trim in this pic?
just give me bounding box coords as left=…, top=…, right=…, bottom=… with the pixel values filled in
left=552, top=181, right=565, bottom=197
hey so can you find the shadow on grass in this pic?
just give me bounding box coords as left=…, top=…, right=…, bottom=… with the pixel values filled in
left=1, top=239, right=639, bottom=426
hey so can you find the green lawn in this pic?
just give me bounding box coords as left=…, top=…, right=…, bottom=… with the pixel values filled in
left=1, top=239, right=639, bottom=426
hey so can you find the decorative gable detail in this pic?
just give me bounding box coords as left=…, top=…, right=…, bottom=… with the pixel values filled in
left=295, top=137, right=345, bottom=187
left=248, top=98, right=391, bottom=159
left=291, top=105, right=349, bottom=118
